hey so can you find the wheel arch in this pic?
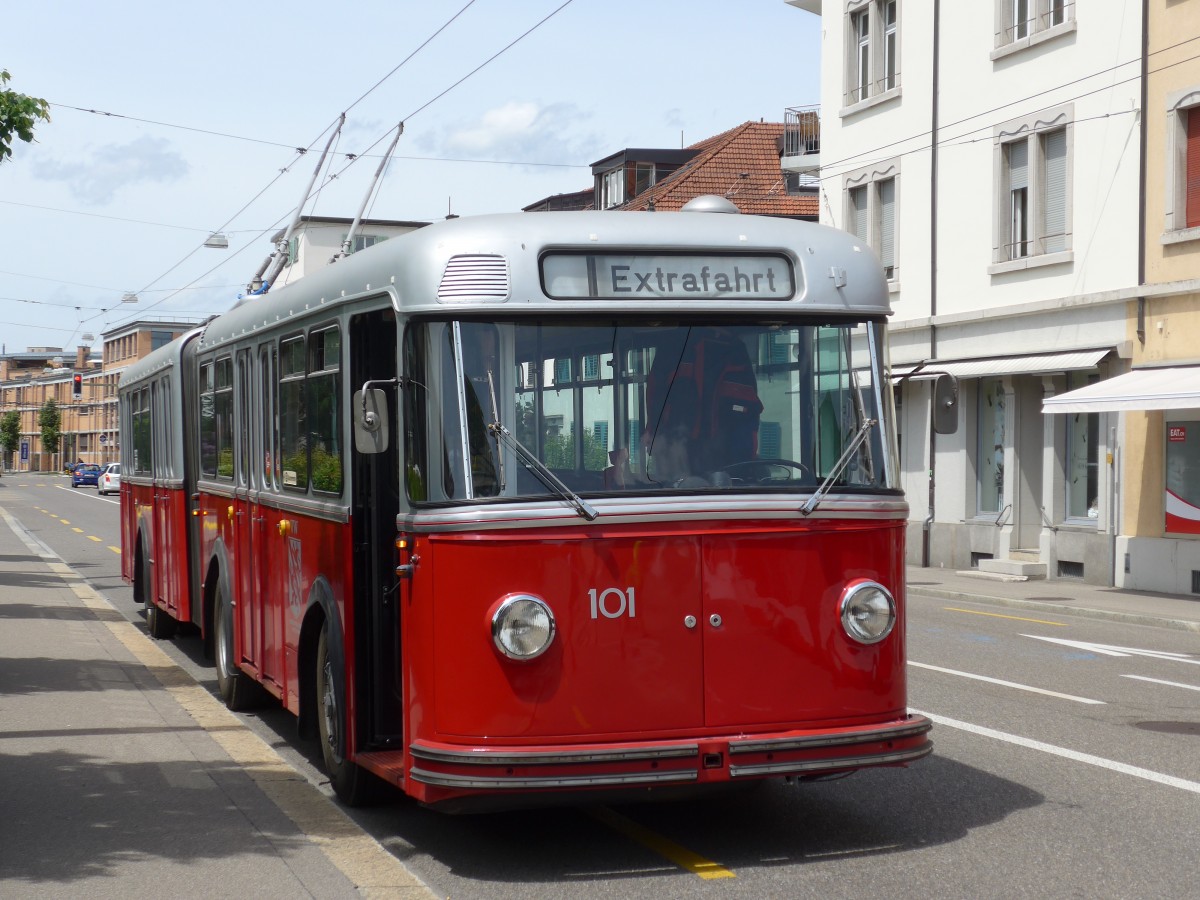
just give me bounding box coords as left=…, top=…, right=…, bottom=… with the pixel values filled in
left=298, top=577, right=342, bottom=742
left=202, top=539, right=234, bottom=659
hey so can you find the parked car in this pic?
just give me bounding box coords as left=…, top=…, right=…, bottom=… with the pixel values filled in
left=71, top=463, right=103, bottom=488
left=98, top=462, right=121, bottom=495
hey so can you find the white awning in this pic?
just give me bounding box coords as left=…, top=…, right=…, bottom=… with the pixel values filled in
left=1043, top=368, right=1200, bottom=413
left=894, top=349, right=1109, bottom=381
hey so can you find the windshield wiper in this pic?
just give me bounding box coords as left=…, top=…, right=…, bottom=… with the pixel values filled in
left=487, top=422, right=599, bottom=521
left=483, top=371, right=598, bottom=522
left=800, top=417, right=877, bottom=517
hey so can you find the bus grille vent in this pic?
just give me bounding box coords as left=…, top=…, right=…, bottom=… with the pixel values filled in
left=437, top=255, right=510, bottom=301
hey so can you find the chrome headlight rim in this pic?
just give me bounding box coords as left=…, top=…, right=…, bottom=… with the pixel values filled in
left=491, top=594, right=556, bottom=661
left=839, top=580, right=896, bottom=645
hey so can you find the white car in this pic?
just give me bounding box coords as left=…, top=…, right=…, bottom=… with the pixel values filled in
left=98, top=462, right=121, bottom=496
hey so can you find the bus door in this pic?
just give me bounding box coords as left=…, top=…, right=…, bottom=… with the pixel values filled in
left=256, top=343, right=283, bottom=689
left=151, top=378, right=180, bottom=619
left=232, top=350, right=265, bottom=681
left=350, top=308, right=403, bottom=747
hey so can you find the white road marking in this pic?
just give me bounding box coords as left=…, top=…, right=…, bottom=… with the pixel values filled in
left=910, top=661, right=1104, bottom=704
left=912, top=709, right=1200, bottom=796
left=1122, top=675, right=1200, bottom=692
left=1023, top=635, right=1199, bottom=665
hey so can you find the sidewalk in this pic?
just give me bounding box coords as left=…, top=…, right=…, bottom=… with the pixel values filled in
left=906, top=564, right=1200, bottom=634
left=0, top=505, right=435, bottom=898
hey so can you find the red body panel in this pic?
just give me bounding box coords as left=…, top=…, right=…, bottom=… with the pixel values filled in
left=196, top=493, right=355, bottom=716
left=384, top=514, right=922, bottom=806
left=123, top=481, right=194, bottom=623
left=414, top=518, right=906, bottom=743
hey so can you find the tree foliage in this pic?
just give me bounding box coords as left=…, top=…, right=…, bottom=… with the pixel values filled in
left=0, top=70, right=51, bottom=163
left=0, top=410, right=20, bottom=463
left=38, top=399, right=61, bottom=456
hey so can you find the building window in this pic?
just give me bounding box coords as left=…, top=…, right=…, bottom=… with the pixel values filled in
left=344, top=234, right=386, bottom=254
left=843, top=159, right=900, bottom=282
left=1163, top=88, right=1200, bottom=243
left=993, top=107, right=1073, bottom=271
left=978, top=378, right=1005, bottom=514
left=150, top=331, right=172, bottom=352
left=844, top=0, right=900, bottom=109
left=995, top=0, right=1075, bottom=53
left=598, top=168, right=625, bottom=209
left=1064, top=372, right=1099, bottom=521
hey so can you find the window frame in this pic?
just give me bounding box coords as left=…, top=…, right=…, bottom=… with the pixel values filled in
left=841, top=0, right=901, bottom=115
left=993, top=0, right=1076, bottom=59
left=1162, top=86, right=1200, bottom=246
left=991, top=105, right=1074, bottom=275
left=843, top=157, right=901, bottom=287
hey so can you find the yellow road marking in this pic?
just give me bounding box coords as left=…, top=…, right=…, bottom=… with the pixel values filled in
left=72, top=527, right=84, bottom=533
left=87, top=535, right=101, bottom=542
left=61, top=519, right=72, bottom=525
left=586, top=806, right=735, bottom=880
left=944, top=607, right=1067, bottom=627
left=109, top=546, right=121, bottom=554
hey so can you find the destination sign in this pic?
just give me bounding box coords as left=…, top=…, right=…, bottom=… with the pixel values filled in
left=542, top=253, right=796, bottom=300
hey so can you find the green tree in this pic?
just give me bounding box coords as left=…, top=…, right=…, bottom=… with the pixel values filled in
left=0, top=410, right=19, bottom=469
left=38, top=399, right=61, bottom=459
left=0, top=70, right=50, bottom=163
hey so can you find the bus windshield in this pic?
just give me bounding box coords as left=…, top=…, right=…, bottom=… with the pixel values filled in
left=402, top=318, right=897, bottom=503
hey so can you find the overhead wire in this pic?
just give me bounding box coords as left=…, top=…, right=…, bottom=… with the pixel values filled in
left=101, top=0, right=579, bottom=332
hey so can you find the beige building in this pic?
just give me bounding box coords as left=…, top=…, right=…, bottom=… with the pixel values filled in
left=1115, top=0, right=1200, bottom=592
left=0, top=321, right=199, bottom=472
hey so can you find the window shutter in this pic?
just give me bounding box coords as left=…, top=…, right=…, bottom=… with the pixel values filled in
left=1187, top=108, right=1200, bottom=229
left=848, top=185, right=868, bottom=240
left=1008, top=139, right=1028, bottom=190
left=878, top=177, right=896, bottom=274
left=1043, top=129, right=1067, bottom=252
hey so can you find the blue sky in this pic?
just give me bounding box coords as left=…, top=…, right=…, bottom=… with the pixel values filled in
left=1, top=1, right=819, bottom=352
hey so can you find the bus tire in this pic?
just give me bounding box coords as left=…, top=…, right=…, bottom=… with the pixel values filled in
left=214, top=582, right=264, bottom=711
left=316, top=625, right=376, bottom=806
left=145, top=601, right=177, bottom=640
left=141, top=553, right=176, bottom=640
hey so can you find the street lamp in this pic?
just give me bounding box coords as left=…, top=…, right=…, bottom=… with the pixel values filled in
left=204, top=232, right=230, bottom=249
left=121, top=292, right=138, bottom=303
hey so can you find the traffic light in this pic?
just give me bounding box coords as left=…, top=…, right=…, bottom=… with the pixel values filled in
left=72, top=373, right=82, bottom=398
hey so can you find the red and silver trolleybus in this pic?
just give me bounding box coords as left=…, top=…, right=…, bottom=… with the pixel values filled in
left=119, top=196, right=932, bottom=810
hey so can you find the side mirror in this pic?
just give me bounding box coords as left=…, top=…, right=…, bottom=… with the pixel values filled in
left=353, top=388, right=389, bottom=454
left=933, top=373, right=959, bottom=435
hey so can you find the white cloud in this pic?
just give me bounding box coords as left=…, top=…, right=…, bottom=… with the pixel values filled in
left=32, top=136, right=188, bottom=205
left=425, top=101, right=600, bottom=168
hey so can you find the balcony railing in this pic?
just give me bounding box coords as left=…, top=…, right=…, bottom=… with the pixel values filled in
left=782, top=106, right=821, bottom=174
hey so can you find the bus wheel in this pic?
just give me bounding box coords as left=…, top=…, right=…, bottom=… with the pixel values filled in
left=142, top=554, right=176, bottom=640
left=214, top=582, right=263, bottom=711
left=316, top=625, right=375, bottom=806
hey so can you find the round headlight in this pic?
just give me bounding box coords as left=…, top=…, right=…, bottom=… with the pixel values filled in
left=492, top=595, right=556, bottom=660
left=839, top=581, right=896, bottom=644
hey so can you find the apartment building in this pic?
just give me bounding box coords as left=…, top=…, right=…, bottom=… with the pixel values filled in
left=789, top=1, right=1143, bottom=585
left=0, top=321, right=199, bottom=472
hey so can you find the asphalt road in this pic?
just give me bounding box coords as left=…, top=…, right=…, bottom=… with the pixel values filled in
left=5, top=476, right=1199, bottom=899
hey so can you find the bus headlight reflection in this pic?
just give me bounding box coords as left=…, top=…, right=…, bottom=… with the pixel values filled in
left=492, top=595, right=556, bottom=660
left=839, top=581, right=895, bottom=644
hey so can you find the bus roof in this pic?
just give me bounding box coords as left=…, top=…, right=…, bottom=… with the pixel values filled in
left=198, top=205, right=891, bottom=353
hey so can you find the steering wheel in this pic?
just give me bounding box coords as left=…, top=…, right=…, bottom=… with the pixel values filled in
left=722, top=458, right=809, bottom=484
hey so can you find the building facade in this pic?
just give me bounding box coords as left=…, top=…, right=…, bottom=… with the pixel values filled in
left=1106, top=0, right=1200, bottom=593
left=791, top=0, right=1144, bottom=584
left=0, top=321, right=199, bottom=472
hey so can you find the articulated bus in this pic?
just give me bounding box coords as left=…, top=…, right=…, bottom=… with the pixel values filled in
left=119, top=196, right=933, bottom=810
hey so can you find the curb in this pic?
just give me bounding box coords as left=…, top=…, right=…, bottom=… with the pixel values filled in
left=908, top=585, right=1200, bottom=635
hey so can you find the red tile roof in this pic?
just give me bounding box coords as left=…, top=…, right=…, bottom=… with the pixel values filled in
left=620, top=121, right=817, bottom=218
